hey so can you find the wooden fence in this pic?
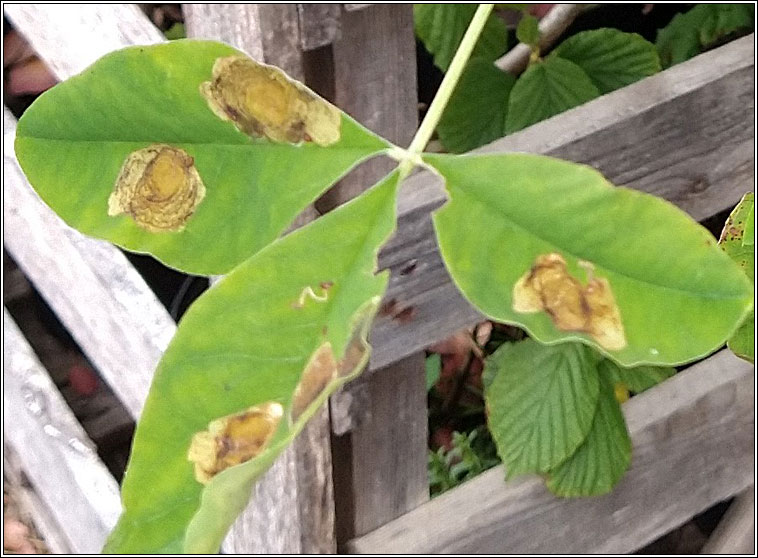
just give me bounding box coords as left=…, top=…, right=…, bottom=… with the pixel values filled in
left=2, top=4, right=754, bottom=554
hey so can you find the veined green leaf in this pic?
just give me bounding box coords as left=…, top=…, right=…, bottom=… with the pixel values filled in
left=599, top=359, right=675, bottom=394
left=505, top=56, right=599, bottom=134
left=414, top=4, right=508, bottom=72
left=15, top=40, right=389, bottom=276
left=546, top=372, right=631, bottom=497
left=427, top=152, right=754, bottom=366
left=552, top=28, right=661, bottom=94
left=516, top=14, right=540, bottom=47
left=484, top=339, right=600, bottom=477
left=437, top=58, right=516, bottom=153
left=719, top=192, right=754, bottom=363
left=103, top=172, right=399, bottom=553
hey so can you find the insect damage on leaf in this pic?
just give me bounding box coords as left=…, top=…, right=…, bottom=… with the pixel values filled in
left=200, top=55, right=341, bottom=146
left=513, top=253, right=627, bottom=351
left=291, top=342, right=338, bottom=423
left=292, top=284, right=332, bottom=309
left=187, top=402, right=283, bottom=484
left=108, top=145, right=206, bottom=232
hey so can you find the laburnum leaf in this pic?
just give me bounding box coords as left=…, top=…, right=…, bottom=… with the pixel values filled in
left=414, top=4, right=508, bottom=72
left=15, top=40, right=389, bottom=275
left=103, top=172, right=399, bottom=553
left=427, top=152, right=754, bottom=366
left=505, top=56, right=599, bottom=134
left=546, top=372, right=632, bottom=497
left=552, top=28, right=661, bottom=94
left=437, top=58, right=516, bottom=153
left=484, top=339, right=600, bottom=478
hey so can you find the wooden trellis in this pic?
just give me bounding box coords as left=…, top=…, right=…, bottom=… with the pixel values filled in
left=2, top=4, right=754, bottom=554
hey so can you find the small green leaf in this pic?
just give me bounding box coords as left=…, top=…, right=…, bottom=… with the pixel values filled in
left=516, top=14, right=540, bottom=47
left=484, top=339, right=600, bottom=478
left=505, top=56, right=599, bottom=134
left=719, top=193, right=755, bottom=363
left=437, top=59, right=516, bottom=153
left=656, top=4, right=754, bottom=68
left=426, top=353, right=442, bottom=391
left=552, top=28, right=661, bottom=94
left=427, top=152, right=754, bottom=366
left=164, top=22, right=186, bottom=40
left=546, top=372, right=631, bottom=497
left=103, top=172, right=399, bottom=553
left=15, top=40, right=389, bottom=276
left=599, top=359, right=675, bottom=394
left=414, top=4, right=508, bottom=71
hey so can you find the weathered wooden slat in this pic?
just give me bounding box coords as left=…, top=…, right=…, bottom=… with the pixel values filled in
left=297, top=4, right=342, bottom=51
left=3, top=4, right=165, bottom=80
left=701, top=488, right=755, bottom=554
left=4, top=111, right=174, bottom=418
left=348, top=350, right=755, bottom=553
left=3, top=310, right=122, bottom=553
left=367, top=34, right=755, bottom=373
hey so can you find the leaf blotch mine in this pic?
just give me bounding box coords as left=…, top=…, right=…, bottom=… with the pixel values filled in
left=201, top=55, right=341, bottom=146
left=512, top=253, right=627, bottom=351
left=187, top=401, right=283, bottom=484
left=108, top=145, right=206, bottom=232
left=291, top=342, right=338, bottom=423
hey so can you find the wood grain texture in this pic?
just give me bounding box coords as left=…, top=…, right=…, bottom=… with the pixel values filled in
left=4, top=111, right=174, bottom=418
left=366, top=35, right=756, bottom=373
left=3, top=310, right=122, bottom=553
left=701, top=488, right=755, bottom=554
left=4, top=4, right=165, bottom=80
left=348, top=350, right=755, bottom=553
left=298, top=4, right=342, bottom=50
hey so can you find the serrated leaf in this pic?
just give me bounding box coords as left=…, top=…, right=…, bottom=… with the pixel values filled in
left=414, top=4, right=508, bottom=71
left=546, top=372, right=631, bottom=497
left=599, top=359, right=675, bottom=394
left=719, top=192, right=754, bottom=363
left=484, top=339, right=600, bottom=477
left=656, top=4, right=754, bottom=68
left=15, top=40, right=389, bottom=276
left=505, top=56, right=599, bottom=134
left=552, top=28, right=661, bottom=94
left=437, top=59, right=516, bottom=153
left=103, top=172, right=399, bottom=553
left=427, top=152, right=754, bottom=366
left=516, top=14, right=540, bottom=47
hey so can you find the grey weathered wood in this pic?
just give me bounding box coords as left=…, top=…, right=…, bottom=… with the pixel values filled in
left=4, top=111, right=174, bottom=418
left=348, top=350, right=755, bottom=553
left=3, top=4, right=165, bottom=80
left=701, top=488, right=755, bottom=554
left=367, top=35, right=756, bottom=373
left=298, top=4, right=342, bottom=50
left=184, top=6, right=334, bottom=552
left=3, top=310, right=122, bottom=553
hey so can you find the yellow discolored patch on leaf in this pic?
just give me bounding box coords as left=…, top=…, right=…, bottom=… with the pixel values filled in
left=614, top=382, right=630, bottom=403
left=188, top=401, right=283, bottom=484
left=108, top=145, right=206, bottom=232
left=512, top=253, right=627, bottom=351
left=201, top=55, right=341, bottom=146
left=291, top=342, right=338, bottom=423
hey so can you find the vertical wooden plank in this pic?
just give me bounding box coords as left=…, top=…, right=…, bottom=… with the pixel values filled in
left=322, top=4, right=429, bottom=543
left=182, top=5, right=333, bottom=552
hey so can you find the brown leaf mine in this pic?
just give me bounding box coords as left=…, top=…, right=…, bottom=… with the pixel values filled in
left=201, top=55, right=341, bottom=146
left=291, top=342, right=338, bottom=423
left=512, top=253, right=627, bottom=351
left=108, top=145, right=206, bottom=232
left=188, top=401, right=283, bottom=484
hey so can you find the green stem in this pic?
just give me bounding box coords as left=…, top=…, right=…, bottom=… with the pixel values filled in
left=398, top=3, right=495, bottom=177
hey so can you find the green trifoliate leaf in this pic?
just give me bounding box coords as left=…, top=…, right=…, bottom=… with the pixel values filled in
left=546, top=372, right=631, bottom=497
left=516, top=14, right=540, bottom=47
left=505, top=56, right=599, bottom=134
left=414, top=4, right=508, bottom=71
left=437, top=59, right=516, bottom=153
left=656, top=4, right=754, bottom=68
left=552, top=28, right=661, bottom=94
left=103, top=171, right=399, bottom=554
left=484, top=339, right=600, bottom=477
left=15, top=40, right=389, bottom=276
left=718, top=192, right=755, bottom=363
left=426, top=152, right=754, bottom=366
